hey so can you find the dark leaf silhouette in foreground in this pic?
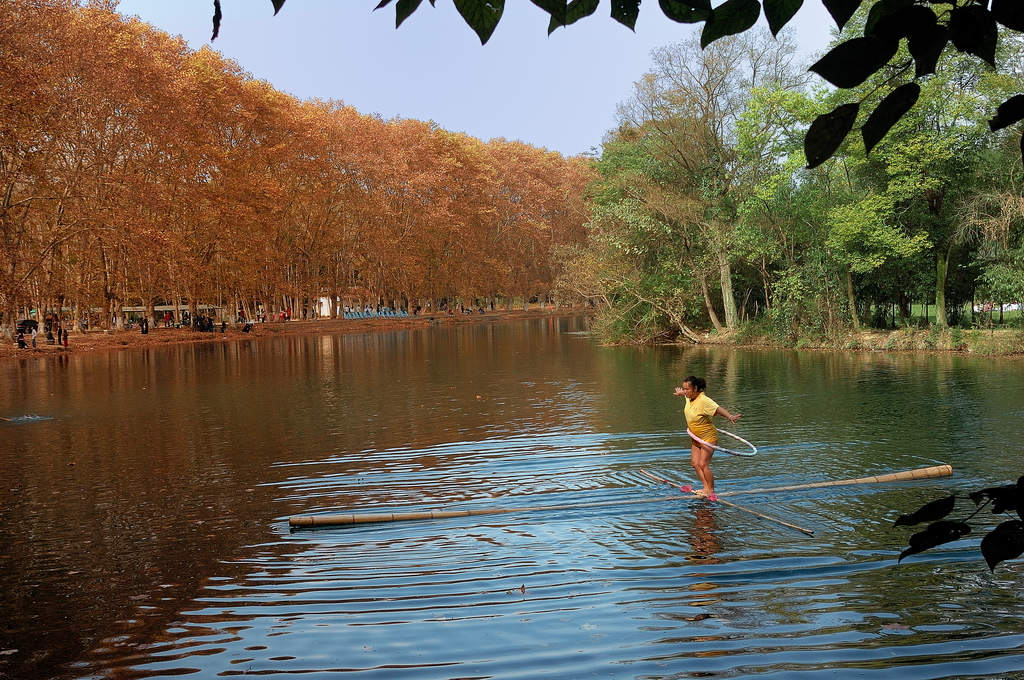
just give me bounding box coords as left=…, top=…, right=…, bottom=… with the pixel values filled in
left=992, top=0, right=1024, bottom=33
left=981, top=520, right=1024, bottom=572
left=700, top=0, right=761, bottom=49
left=968, top=476, right=1024, bottom=516
left=949, top=4, right=998, bottom=68
left=908, top=23, right=949, bottom=78
left=810, top=37, right=899, bottom=89
left=862, top=82, right=921, bottom=154
left=822, top=0, right=860, bottom=31
left=804, top=103, right=859, bottom=169
left=453, top=0, right=505, bottom=44
left=990, top=95, right=1024, bottom=132
left=763, top=0, right=803, bottom=37
left=895, top=477, right=1024, bottom=570
left=207, top=1, right=1024, bottom=168
left=898, top=520, right=971, bottom=563
left=658, top=0, right=711, bottom=24
left=893, top=493, right=956, bottom=527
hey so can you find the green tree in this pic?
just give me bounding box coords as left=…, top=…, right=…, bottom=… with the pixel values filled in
left=827, top=23, right=1022, bottom=326
left=567, top=134, right=708, bottom=342
left=615, top=29, right=805, bottom=331
left=958, top=135, right=1024, bottom=316
left=734, top=85, right=862, bottom=335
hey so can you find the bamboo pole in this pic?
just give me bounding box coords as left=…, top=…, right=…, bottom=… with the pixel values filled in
left=718, top=465, right=952, bottom=497
left=289, top=464, right=953, bottom=529
left=638, top=468, right=816, bottom=537
left=290, top=495, right=682, bottom=528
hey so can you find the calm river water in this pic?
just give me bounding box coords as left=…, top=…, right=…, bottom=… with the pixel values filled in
left=2, top=315, right=1023, bottom=679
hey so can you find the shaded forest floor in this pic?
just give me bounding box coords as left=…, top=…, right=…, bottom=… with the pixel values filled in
left=0, top=308, right=581, bottom=362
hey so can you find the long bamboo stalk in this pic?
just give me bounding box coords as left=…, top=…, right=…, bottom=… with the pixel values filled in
left=718, top=465, right=952, bottom=497
left=290, top=495, right=681, bottom=528
left=638, top=468, right=815, bottom=536
left=289, top=464, right=953, bottom=529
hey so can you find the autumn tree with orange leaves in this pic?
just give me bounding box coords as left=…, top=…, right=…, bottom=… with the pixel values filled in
left=0, top=0, right=592, bottom=332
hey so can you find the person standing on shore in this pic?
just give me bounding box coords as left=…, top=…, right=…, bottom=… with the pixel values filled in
left=673, top=375, right=741, bottom=501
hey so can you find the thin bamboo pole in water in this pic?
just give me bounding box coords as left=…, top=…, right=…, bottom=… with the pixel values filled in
left=289, top=495, right=682, bottom=528
left=638, top=468, right=816, bottom=536
left=288, top=464, right=953, bottom=528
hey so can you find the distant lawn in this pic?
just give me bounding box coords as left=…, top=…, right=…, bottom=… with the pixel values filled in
left=872, top=303, right=1023, bottom=327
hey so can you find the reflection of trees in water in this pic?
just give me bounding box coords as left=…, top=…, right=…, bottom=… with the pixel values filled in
left=0, top=346, right=286, bottom=680
left=1, top=315, right=607, bottom=679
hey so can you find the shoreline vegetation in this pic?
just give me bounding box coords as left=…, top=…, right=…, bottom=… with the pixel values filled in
left=0, top=308, right=566, bottom=362
left=5, top=308, right=1023, bottom=362
left=700, top=326, right=1024, bottom=357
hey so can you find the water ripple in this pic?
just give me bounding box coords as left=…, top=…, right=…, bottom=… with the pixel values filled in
left=6, top=325, right=1024, bottom=679
left=95, top=432, right=1024, bottom=679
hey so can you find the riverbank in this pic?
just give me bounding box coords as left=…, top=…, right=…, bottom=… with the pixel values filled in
left=7, top=313, right=1022, bottom=361
left=716, top=326, right=1024, bottom=356
left=0, top=308, right=577, bottom=362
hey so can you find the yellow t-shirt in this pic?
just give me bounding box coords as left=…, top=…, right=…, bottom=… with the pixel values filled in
left=684, top=392, right=719, bottom=444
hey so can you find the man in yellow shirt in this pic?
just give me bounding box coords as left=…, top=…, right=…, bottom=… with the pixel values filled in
left=673, top=375, right=741, bottom=501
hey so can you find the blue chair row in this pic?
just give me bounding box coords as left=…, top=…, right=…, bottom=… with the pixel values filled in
left=344, top=309, right=410, bottom=319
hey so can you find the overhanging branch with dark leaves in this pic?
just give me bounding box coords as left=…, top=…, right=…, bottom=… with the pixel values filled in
left=894, top=476, right=1024, bottom=571
left=209, top=1, right=1024, bottom=168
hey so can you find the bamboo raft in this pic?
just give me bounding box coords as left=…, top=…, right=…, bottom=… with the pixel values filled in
left=289, top=464, right=952, bottom=529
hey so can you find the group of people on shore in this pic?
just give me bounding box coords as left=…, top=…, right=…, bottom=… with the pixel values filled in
left=15, top=316, right=69, bottom=350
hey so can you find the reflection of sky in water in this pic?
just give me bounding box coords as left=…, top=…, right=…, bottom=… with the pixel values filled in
left=2, top=320, right=1024, bottom=679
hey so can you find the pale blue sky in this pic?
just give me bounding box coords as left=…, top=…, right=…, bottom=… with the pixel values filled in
left=114, top=1, right=834, bottom=157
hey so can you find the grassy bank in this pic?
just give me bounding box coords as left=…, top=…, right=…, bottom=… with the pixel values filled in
left=723, top=326, right=1024, bottom=356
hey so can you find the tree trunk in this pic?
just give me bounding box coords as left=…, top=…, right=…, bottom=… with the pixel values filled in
left=846, top=265, right=859, bottom=330
left=698, top=275, right=724, bottom=332
left=718, top=255, right=738, bottom=329
left=760, top=268, right=771, bottom=311
left=935, top=247, right=949, bottom=328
